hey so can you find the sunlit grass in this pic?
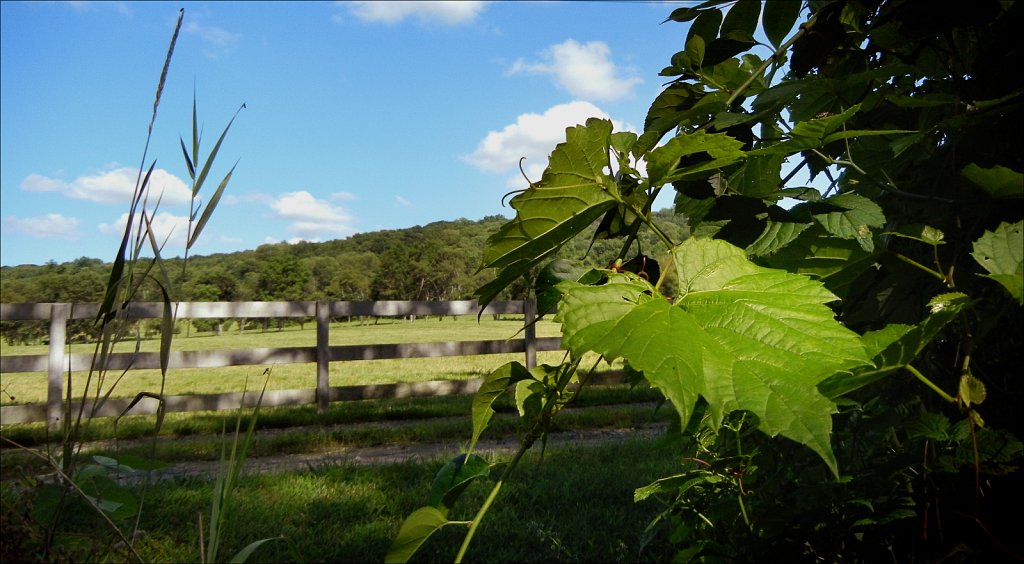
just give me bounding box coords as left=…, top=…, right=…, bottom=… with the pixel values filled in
left=0, top=384, right=664, bottom=451
left=0, top=315, right=559, bottom=355
left=0, top=316, right=596, bottom=405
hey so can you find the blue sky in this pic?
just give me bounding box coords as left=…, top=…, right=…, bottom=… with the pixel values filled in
left=2, top=1, right=708, bottom=267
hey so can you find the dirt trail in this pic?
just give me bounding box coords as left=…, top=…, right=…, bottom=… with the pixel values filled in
left=60, top=403, right=669, bottom=483
left=136, top=422, right=669, bottom=482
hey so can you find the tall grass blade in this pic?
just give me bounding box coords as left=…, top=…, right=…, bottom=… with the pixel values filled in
left=206, top=420, right=230, bottom=563
left=97, top=161, right=155, bottom=325
left=229, top=537, right=284, bottom=563
left=205, top=372, right=271, bottom=563
left=90, top=333, right=141, bottom=418
left=189, top=162, right=236, bottom=249
left=192, top=93, right=200, bottom=175
left=193, top=103, right=244, bottom=196
left=181, top=136, right=196, bottom=180
left=159, top=293, right=174, bottom=373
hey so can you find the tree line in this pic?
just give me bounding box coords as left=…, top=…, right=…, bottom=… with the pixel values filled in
left=0, top=210, right=688, bottom=344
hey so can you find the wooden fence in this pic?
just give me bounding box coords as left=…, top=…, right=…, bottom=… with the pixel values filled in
left=0, top=300, right=564, bottom=427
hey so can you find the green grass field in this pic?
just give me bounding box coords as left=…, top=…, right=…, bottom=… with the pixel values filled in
left=1, top=315, right=614, bottom=407
left=128, top=439, right=680, bottom=563
left=2, top=435, right=682, bottom=563
left=1, top=315, right=680, bottom=562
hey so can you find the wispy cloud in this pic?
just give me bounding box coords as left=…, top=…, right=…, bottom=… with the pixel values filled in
left=269, top=190, right=356, bottom=240
left=464, top=101, right=623, bottom=188
left=184, top=19, right=239, bottom=57
left=21, top=167, right=191, bottom=205
left=394, top=195, right=413, bottom=208
left=342, top=1, right=487, bottom=25
left=3, top=214, right=80, bottom=240
left=67, top=1, right=133, bottom=16
left=508, top=39, right=642, bottom=102
left=98, top=211, right=191, bottom=251
left=185, top=20, right=240, bottom=49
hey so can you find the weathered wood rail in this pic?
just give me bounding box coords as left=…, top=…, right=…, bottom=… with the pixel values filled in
left=0, top=300, right=563, bottom=426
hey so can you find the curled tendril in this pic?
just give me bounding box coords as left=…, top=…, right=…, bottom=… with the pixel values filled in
left=500, top=157, right=535, bottom=207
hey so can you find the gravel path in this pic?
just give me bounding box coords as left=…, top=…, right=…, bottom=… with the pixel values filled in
left=129, top=422, right=668, bottom=482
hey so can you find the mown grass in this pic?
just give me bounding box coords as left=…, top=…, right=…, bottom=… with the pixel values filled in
left=1, top=316, right=682, bottom=562
left=2, top=385, right=682, bottom=562
left=0, top=315, right=558, bottom=356
left=117, top=438, right=682, bottom=562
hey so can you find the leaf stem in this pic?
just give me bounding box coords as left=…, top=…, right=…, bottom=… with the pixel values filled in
left=455, top=356, right=586, bottom=562
left=454, top=447, right=520, bottom=563
left=891, top=252, right=947, bottom=282
left=905, top=364, right=956, bottom=404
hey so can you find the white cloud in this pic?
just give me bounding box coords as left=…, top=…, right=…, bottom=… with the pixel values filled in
left=331, top=191, right=357, bottom=201
left=3, top=214, right=80, bottom=240
left=395, top=196, right=413, bottom=208
left=223, top=192, right=270, bottom=206
left=508, top=39, right=642, bottom=102
left=67, top=1, right=133, bottom=15
left=344, top=1, right=486, bottom=25
left=21, top=167, right=192, bottom=205
left=99, top=211, right=191, bottom=252
left=269, top=191, right=355, bottom=240
left=185, top=20, right=240, bottom=48
left=464, top=101, right=626, bottom=187
left=266, top=235, right=316, bottom=245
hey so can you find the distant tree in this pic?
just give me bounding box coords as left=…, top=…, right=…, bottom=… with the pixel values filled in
left=371, top=239, right=418, bottom=300
left=255, top=251, right=311, bottom=301
left=302, top=256, right=341, bottom=300
left=332, top=252, right=378, bottom=301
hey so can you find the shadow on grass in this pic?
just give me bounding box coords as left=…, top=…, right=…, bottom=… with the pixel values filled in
left=133, top=438, right=681, bottom=562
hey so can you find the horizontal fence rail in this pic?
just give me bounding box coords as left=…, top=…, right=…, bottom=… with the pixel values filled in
left=0, top=300, right=567, bottom=426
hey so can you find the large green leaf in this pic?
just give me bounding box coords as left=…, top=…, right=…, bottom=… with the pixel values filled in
left=746, top=220, right=813, bottom=256
left=646, top=130, right=747, bottom=186
left=721, top=0, right=761, bottom=39
left=427, top=453, right=491, bottom=513
left=748, top=105, right=867, bottom=156
left=476, top=118, right=618, bottom=307
left=728, top=153, right=785, bottom=198
left=971, top=220, right=1024, bottom=304
left=556, top=238, right=870, bottom=475
left=385, top=507, right=455, bottom=564
left=535, top=259, right=596, bottom=315
left=961, top=164, right=1023, bottom=199
left=762, top=0, right=802, bottom=49
left=791, top=104, right=861, bottom=140
left=764, top=225, right=880, bottom=298
left=556, top=276, right=703, bottom=429
left=804, top=193, right=886, bottom=252
left=468, top=362, right=532, bottom=455
left=643, top=83, right=704, bottom=142
left=818, top=293, right=971, bottom=399
left=686, top=9, right=723, bottom=46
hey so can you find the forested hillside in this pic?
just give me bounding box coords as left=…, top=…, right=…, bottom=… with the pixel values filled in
left=0, top=209, right=688, bottom=306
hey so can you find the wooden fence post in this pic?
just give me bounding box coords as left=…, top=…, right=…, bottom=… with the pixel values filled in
left=47, top=303, right=69, bottom=430
left=524, top=298, right=537, bottom=370
left=316, top=301, right=330, bottom=413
